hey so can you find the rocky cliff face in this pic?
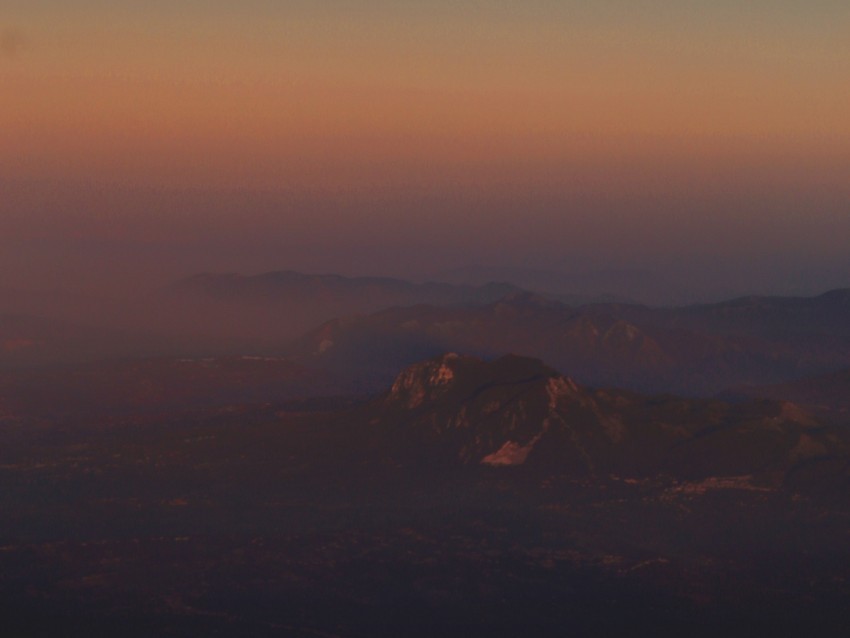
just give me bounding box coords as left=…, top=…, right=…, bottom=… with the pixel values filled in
left=387, top=353, right=461, bottom=410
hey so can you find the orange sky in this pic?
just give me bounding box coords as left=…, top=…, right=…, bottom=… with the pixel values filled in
left=2, top=2, right=849, bottom=299
left=3, top=2, right=849, bottom=190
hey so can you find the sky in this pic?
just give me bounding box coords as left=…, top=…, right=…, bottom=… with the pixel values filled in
left=2, top=1, right=849, bottom=302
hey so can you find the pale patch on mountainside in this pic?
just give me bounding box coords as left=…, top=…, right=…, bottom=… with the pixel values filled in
left=482, top=433, right=543, bottom=467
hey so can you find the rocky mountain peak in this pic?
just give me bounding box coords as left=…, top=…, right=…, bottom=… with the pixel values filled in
left=387, top=353, right=467, bottom=409
left=381, top=354, right=596, bottom=467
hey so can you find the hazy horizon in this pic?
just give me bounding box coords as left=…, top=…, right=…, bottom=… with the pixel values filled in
left=3, top=1, right=849, bottom=305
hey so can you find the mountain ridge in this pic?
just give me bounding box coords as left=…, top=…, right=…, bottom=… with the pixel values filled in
left=295, top=288, right=850, bottom=396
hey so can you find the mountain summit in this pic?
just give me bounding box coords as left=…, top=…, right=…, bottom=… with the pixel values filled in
left=379, top=353, right=591, bottom=468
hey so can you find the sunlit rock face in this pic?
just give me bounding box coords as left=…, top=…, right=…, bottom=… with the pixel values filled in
left=387, top=353, right=462, bottom=409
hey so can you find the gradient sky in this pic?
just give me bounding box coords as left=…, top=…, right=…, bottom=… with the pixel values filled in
left=2, top=1, right=849, bottom=301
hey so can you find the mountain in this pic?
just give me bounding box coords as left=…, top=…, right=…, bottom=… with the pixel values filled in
left=295, top=289, right=850, bottom=395
left=368, top=353, right=843, bottom=485
left=602, top=288, right=850, bottom=339
left=431, top=265, right=636, bottom=304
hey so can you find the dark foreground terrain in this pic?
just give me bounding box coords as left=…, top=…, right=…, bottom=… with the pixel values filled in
left=2, top=354, right=850, bottom=637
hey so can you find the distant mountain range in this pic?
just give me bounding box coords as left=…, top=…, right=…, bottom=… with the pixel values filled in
left=295, top=289, right=850, bottom=396
left=5, top=271, right=850, bottom=399
left=1, top=272, right=527, bottom=363
left=432, top=265, right=648, bottom=304
left=161, top=270, right=525, bottom=347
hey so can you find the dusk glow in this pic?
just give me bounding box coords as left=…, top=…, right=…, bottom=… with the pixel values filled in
left=3, top=1, right=850, bottom=298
